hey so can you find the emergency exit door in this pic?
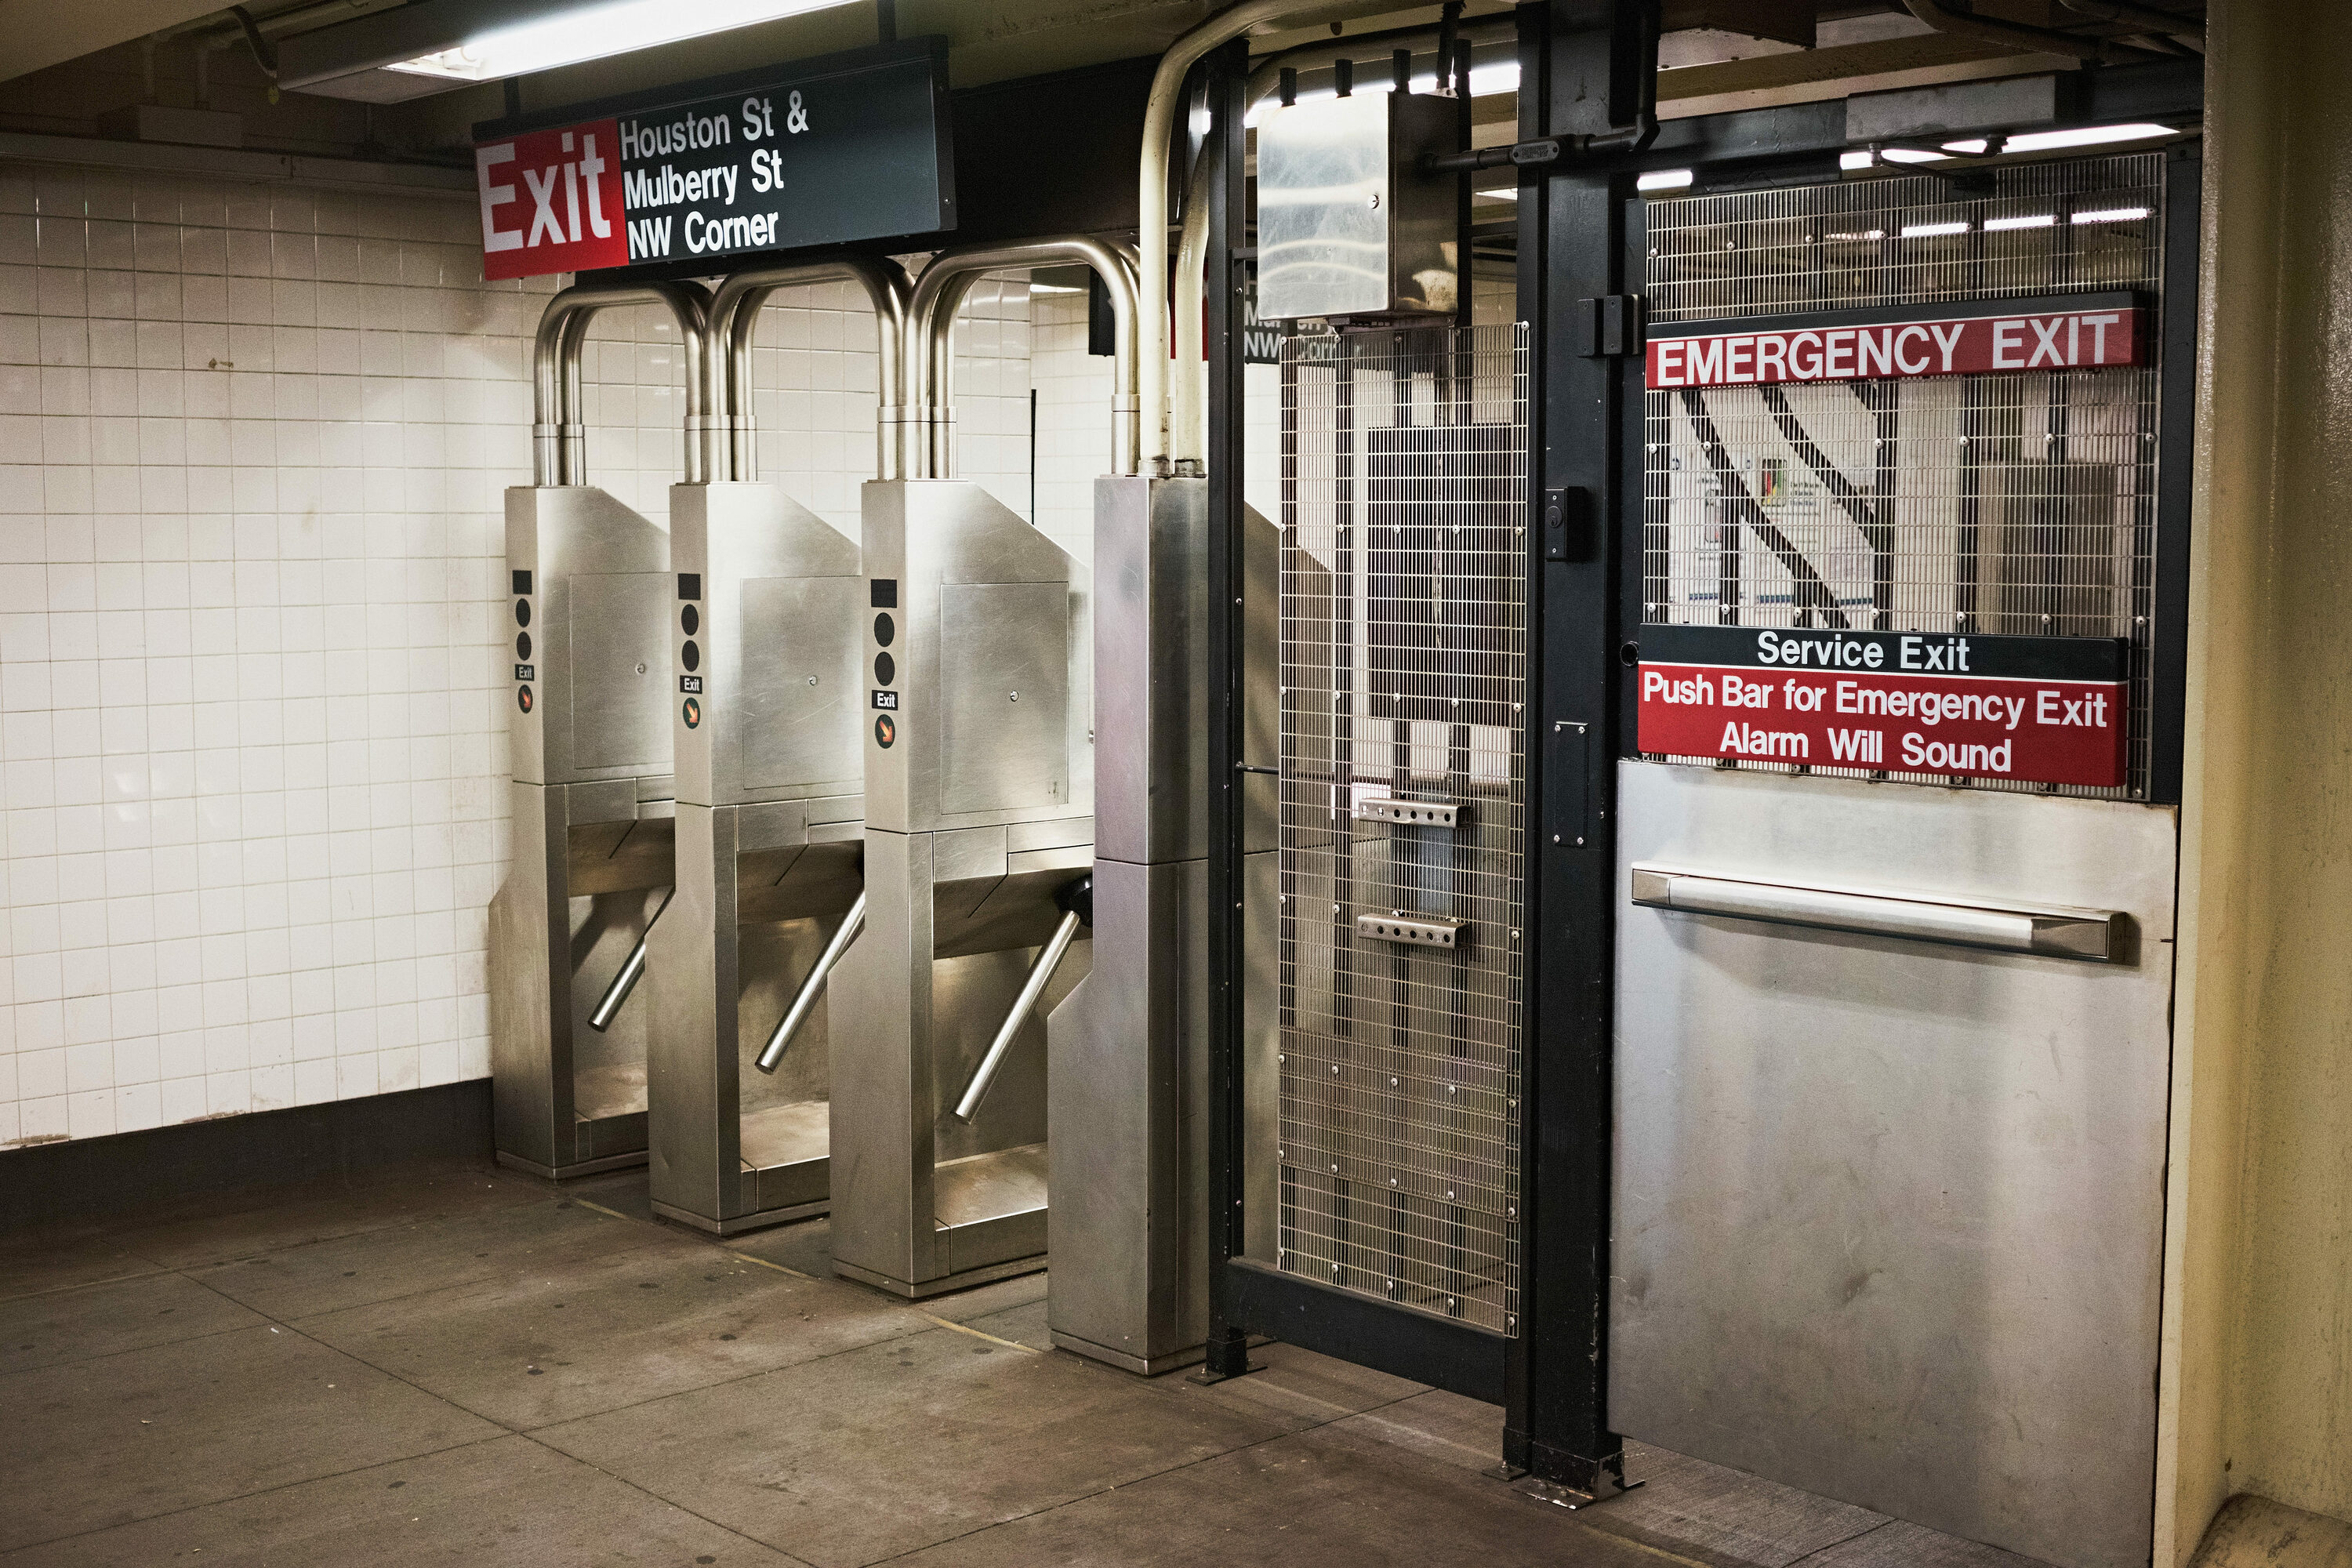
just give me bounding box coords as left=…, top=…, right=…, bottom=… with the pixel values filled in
left=1610, top=148, right=2195, bottom=1568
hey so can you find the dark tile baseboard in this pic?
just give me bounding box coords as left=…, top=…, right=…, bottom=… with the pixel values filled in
left=0, top=1080, right=495, bottom=1238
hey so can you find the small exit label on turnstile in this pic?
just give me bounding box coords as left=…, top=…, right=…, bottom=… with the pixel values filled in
left=514, top=663, right=534, bottom=681
left=872, top=689, right=898, bottom=710
left=679, top=675, right=702, bottom=694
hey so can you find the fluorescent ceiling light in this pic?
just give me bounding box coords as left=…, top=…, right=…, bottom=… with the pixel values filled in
left=1637, top=169, right=1694, bottom=191
left=1984, top=213, right=2056, bottom=232
left=1472, top=188, right=1519, bottom=201
left=383, top=0, right=857, bottom=83
left=1842, top=123, right=2174, bottom=172
left=1900, top=221, right=1969, bottom=238
left=2005, top=123, right=2172, bottom=152
left=2072, top=205, right=2152, bottom=224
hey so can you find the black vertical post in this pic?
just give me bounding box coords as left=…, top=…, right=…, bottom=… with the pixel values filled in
left=1502, top=0, right=1639, bottom=1496
left=1202, top=34, right=1254, bottom=1381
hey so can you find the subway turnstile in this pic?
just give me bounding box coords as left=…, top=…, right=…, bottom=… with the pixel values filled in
left=1041, top=478, right=1279, bottom=1374
left=489, top=281, right=710, bottom=1180
left=643, top=261, right=909, bottom=1236
left=1610, top=151, right=2189, bottom=1568
left=825, top=240, right=1131, bottom=1298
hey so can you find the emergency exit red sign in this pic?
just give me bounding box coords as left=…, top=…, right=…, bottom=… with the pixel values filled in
left=1636, top=625, right=2129, bottom=788
left=1645, top=290, right=2147, bottom=389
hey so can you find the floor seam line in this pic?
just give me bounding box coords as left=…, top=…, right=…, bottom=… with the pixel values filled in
left=1783, top=1518, right=1895, bottom=1565
left=0, top=1432, right=513, bottom=1555
left=504, top=1428, right=826, bottom=1568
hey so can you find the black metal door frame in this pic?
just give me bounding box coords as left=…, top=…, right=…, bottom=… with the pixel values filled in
left=1202, top=1, right=2203, bottom=1496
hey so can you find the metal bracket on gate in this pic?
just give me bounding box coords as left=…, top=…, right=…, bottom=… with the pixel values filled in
left=1356, top=913, right=1468, bottom=949
left=1575, top=295, right=1642, bottom=358
left=1353, top=796, right=1468, bottom=829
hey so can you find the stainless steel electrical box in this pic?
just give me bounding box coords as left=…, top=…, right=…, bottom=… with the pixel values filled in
left=1257, top=89, right=1461, bottom=323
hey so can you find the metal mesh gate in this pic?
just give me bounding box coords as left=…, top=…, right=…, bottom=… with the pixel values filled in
left=1642, top=151, right=2167, bottom=798
left=1276, top=323, right=1528, bottom=1334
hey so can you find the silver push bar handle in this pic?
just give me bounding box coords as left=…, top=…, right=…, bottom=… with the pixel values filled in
left=950, top=908, right=1084, bottom=1123
left=1628, top=865, right=2122, bottom=962
left=754, top=892, right=866, bottom=1074
left=587, top=887, right=674, bottom=1032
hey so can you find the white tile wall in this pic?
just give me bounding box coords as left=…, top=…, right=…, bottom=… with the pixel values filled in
left=0, top=162, right=1048, bottom=1148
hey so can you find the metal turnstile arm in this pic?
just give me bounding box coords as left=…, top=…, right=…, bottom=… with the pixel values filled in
left=754, top=891, right=866, bottom=1074
left=951, top=905, right=1084, bottom=1125
left=587, top=887, right=674, bottom=1032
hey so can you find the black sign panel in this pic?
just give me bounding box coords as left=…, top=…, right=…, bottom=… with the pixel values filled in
left=1637, top=624, right=2129, bottom=681
left=615, top=52, right=952, bottom=265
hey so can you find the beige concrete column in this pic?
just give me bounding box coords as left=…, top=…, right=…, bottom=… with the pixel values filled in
left=2164, top=0, right=2352, bottom=1559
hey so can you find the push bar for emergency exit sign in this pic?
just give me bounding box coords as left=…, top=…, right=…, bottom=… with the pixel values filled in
left=1628, top=866, right=2123, bottom=962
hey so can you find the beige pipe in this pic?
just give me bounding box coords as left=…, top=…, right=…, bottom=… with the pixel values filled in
left=707, top=260, right=913, bottom=482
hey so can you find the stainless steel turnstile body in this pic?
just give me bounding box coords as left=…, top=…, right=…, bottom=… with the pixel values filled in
left=644, top=481, right=863, bottom=1232
left=489, top=484, right=677, bottom=1177
left=489, top=279, right=710, bottom=1180
left=826, top=477, right=1094, bottom=1297
left=1043, top=476, right=1279, bottom=1374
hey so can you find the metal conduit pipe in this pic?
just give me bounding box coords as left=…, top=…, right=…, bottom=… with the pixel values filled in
left=709, top=260, right=913, bottom=483
left=1139, top=0, right=1405, bottom=471
left=1157, top=17, right=1513, bottom=466
left=1899, top=0, right=2172, bottom=64
left=1169, top=136, right=1220, bottom=470
left=906, top=238, right=1141, bottom=478
left=529, top=280, right=717, bottom=487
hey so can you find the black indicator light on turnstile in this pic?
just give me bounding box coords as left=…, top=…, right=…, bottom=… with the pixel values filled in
left=681, top=640, right=700, bottom=673
left=516, top=631, right=532, bottom=661
left=873, top=612, right=895, bottom=647
left=681, top=604, right=699, bottom=636
left=874, top=652, right=895, bottom=686
left=512, top=570, right=531, bottom=595
left=517, top=685, right=532, bottom=713
left=677, top=573, right=701, bottom=600
left=514, top=598, right=530, bottom=626
left=870, top=579, right=897, bottom=609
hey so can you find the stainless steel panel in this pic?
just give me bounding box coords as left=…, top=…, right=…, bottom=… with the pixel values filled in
left=568, top=572, right=672, bottom=774
left=938, top=582, right=1069, bottom=817
left=1257, top=89, right=1459, bottom=323
left=858, top=481, right=1092, bottom=836
left=1047, top=858, right=1209, bottom=1371
left=1091, top=476, right=1279, bottom=866
left=742, top=575, right=864, bottom=789
left=1610, top=760, right=2176, bottom=1568
left=505, top=485, right=671, bottom=789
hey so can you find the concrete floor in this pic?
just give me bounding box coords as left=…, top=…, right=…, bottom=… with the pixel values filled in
left=0, top=1159, right=2049, bottom=1567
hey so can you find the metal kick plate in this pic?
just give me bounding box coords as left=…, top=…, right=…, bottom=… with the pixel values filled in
left=1355, top=912, right=1466, bottom=949
left=1353, top=796, right=1467, bottom=829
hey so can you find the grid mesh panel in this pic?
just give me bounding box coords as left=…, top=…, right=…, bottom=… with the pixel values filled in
left=1642, top=153, right=2165, bottom=798
left=1276, top=323, right=1527, bottom=1334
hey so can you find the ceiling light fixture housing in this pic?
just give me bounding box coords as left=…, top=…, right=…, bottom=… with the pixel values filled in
left=278, top=0, right=860, bottom=103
